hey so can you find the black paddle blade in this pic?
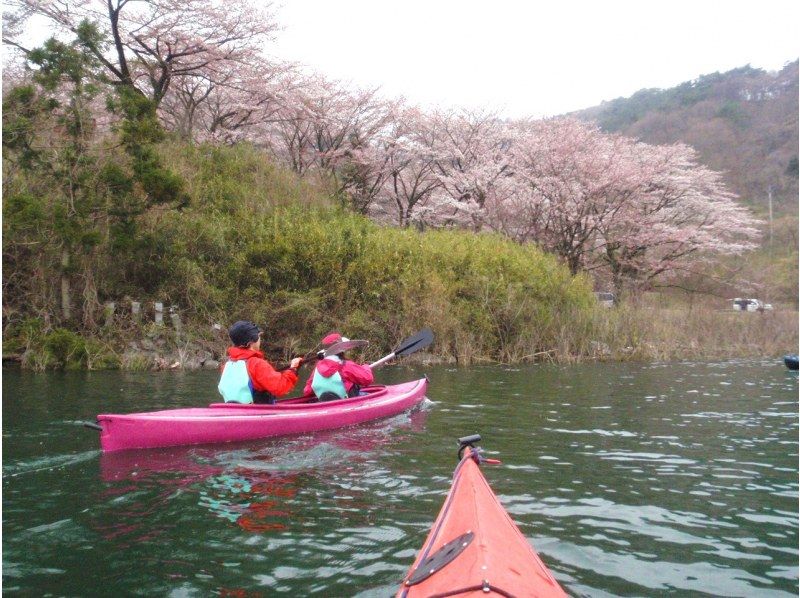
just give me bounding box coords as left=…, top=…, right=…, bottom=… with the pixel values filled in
left=394, top=327, right=434, bottom=357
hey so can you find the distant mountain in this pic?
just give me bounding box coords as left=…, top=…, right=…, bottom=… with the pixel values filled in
left=573, top=61, right=798, bottom=216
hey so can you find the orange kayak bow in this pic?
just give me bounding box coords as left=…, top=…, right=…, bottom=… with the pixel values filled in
left=398, top=435, right=567, bottom=597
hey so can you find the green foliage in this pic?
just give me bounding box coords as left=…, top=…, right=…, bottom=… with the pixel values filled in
left=3, top=124, right=601, bottom=367
left=109, top=86, right=189, bottom=209
left=161, top=141, right=327, bottom=213
left=98, top=163, right=134, bottom=194
left=43, top=328, right=86, bottom=369
left=4, top=39, right=794, bottom=370
left=2, top=39, right=110, bottom=325
left=75, top=19, right=104, bottom=51
left=8, top=135, right=793, bottom=368
left=4, top=321, right=118, bottom=370
left=28, top=38, right=93, bottom=90
left=3, top=193, right=45, bottom=232
left=144, top=194, right=595, bottom=362
left=3, top=135, right=595, bottom=366
left=716, top=101, right=750, bottom=128
left=586, top=65, right=773, bottom=133
left=3, top=318, right=46, bottom=356
left=2, top=85, right=58, bottom=169
left=2, top=30, right=192, bottom=332
left=47, top=331, right=118, bottom=370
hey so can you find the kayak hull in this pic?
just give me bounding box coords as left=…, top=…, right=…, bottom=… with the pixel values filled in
left=398, top=445, right=566, bottom=597
left=97, top=378, right=427, bottom=452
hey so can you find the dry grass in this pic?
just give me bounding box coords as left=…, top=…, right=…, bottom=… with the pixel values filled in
left=589, top=304, right=798, bottom=362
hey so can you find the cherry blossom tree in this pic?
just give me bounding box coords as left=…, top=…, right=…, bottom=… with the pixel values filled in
left=3, top=2, right=763, bottom=297
left=160, top=58, right=295, bottom=143
left=509, top=118, right=645, bottom=273
left=335, top=139, right=396, bottom=214
left=367, top=107, right=447, bottom=227
left=596, top=142, right=762, bottom=293
left=263, top=75, right=398, bottom=213
left=4, top=0, right=278, bottom=106
left=472, top=117, right=762, bottom=291
left=263, top=89, right=450, bottom=224
left=251, top=78, right=314, bottom=176
left=430, top=110, right=522, bottom=231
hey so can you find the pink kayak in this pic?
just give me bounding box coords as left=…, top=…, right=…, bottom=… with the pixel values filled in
left=93, top=378, right=428, bottom=452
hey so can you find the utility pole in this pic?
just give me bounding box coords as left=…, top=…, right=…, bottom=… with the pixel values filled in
left=768, top=185, right=773, bottom=250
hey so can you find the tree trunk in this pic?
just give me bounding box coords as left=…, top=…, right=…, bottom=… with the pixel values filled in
left=612, top=271, right=624, bottom=298
left=568, top=254, right=581, bottom=275
left=60, top=248, right=72, bottom=321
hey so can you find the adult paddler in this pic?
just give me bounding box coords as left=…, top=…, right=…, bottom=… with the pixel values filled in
left=218, top=320, right=302, bottom=404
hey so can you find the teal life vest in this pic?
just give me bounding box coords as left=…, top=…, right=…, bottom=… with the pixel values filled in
left=218, top=359, right=254, bottom=403
left=311, top=366, right=347, bottom=400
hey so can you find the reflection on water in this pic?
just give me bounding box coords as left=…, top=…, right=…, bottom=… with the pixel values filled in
left=90, top=410, right=431, bottom=550
left=2, top=362, right=798, bottom=596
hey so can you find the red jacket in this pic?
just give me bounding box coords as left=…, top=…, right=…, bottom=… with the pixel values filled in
left=225, top=347, right=298, bottom=397
left=303, top=358, right=374, bottom=396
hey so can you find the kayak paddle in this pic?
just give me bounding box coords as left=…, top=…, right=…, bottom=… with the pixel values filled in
left=370, top=328, right=434, bottom=369
left=323, top=339, right=370, bottom=357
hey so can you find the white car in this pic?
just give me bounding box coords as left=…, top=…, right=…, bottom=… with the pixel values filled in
left=732, top=298, right=773, bottom=312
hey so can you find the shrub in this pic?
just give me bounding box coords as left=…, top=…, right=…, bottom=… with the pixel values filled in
left=43, top=328, right=86, bottom=369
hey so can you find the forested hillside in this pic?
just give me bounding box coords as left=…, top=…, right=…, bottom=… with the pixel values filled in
left=575, top=62, right=799, bottom=215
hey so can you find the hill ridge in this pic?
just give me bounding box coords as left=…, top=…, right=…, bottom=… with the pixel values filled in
left=571, top=60, right=798, bottom=215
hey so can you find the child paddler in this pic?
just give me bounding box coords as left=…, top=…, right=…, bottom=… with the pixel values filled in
left=303, top=332, right=374, bottom=401
left=218, top=320, right=302, bottom=404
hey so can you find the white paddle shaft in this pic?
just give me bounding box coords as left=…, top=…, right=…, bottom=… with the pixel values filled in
left=369, top=352, right=396, bottom=369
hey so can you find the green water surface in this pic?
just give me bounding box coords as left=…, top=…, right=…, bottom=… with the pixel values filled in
left=2, top=360, right=798, bottom=596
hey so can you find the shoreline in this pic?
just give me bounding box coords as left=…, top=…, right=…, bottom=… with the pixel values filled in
left=3, top=303, right=797, bottom=372
left=3, top=331, right=796, bottom=372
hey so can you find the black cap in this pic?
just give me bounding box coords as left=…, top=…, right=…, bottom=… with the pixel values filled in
left=229, top=321, right=260, bottom=347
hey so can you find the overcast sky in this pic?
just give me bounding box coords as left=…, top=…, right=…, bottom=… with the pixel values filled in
left=271, top=0, right=799, bottom=118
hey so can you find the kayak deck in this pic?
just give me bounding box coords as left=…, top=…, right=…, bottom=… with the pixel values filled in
left=398, top=441, right=566, bottom=597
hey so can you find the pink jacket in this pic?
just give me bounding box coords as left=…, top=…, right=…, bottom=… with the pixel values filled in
left=303, top=358, right=374, bottom=397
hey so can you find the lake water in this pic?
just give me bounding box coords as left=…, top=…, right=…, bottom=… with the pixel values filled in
left=2, top=360, right=798, bottom=596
